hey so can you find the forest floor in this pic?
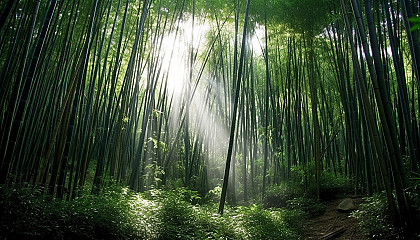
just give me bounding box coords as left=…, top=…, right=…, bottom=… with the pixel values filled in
left=305, top=197, right=367, bottom=240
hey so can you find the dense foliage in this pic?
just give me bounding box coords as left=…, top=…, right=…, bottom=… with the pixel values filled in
left=352, top=193, right=394, bottom=238
left=353, top=178, right=420, bottom=239
left=1, top=0, right=420, bottom=238
left=0, top=185, right=304, bottom=239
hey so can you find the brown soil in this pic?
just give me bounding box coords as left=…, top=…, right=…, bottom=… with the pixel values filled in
left=305, top=198, right=367, bottom=240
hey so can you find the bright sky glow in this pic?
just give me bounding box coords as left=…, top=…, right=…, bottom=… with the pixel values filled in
left=161, top=18, right=265, bottom=95
left=251, top=24, right=265, bottom=56
left=160, top=18, right=209, bottom=96
left=157, top=17, right=266, bottom=173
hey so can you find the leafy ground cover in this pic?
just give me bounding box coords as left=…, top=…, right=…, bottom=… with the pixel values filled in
left=4, top=172, right=417, bottom=239
left=352, top=191, right=420, bottom=239
left=0, top=185, right=305, bottom=240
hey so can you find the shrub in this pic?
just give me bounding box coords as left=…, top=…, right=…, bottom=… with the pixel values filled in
left=148, top=187, right=201, bottom=204
left=286, top=197, right=326, bottom=217
left=407, top=174, right=420, bottom=221
left=0, top=185, right=153, bottom=239
left=194, top=204, right=239, bottom=239
left=263, top=181, right=304, bottom=208
left=240, top=205, right=302, bottom=240
left=59, top=188, right=146, bottom=239
left=352, top=193, right=394, bottom=238
left=204, top=186, right=222, bottom=203
left=306, top=171, right=350, bottom=200
left=0, top=185, right=51, bottom=238
left=156, top=193, right=200, bottom=239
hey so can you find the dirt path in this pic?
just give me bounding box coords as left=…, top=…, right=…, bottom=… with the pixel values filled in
left=305, top=198, right=367, bottom=240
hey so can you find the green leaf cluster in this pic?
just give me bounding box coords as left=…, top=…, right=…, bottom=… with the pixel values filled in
left=409, top=16, right=420, bottom=31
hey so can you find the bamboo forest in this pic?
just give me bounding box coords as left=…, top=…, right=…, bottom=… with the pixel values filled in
left=1, top=0, right=420, bottom=239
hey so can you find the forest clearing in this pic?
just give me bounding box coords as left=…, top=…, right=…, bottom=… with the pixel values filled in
left=1, top=0, right=420, bottom=239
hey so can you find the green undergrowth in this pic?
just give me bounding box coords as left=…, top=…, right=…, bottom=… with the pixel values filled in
left=286, top=197, right=326, bottom=217
left=352, top=193, right=394, bottom=239
left=307, top=170, right=352, bottom=200
left=0, top=185, right=304, bottom=239
left=353, top=178, right=420, bottom=239
left=263, top=181, right=304, bottom=208
left=263, top=171, right=350, bottom=218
